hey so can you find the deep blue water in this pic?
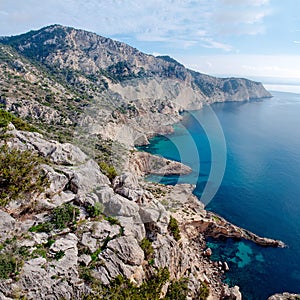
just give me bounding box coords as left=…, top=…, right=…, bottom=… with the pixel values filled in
left=139, top=91, right=300, bottom=299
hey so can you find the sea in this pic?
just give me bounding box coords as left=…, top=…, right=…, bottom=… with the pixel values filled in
left=139, top=85, right=300, bottom=299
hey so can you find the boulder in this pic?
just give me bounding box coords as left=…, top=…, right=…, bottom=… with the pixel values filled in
left=106, top=236, right=144, bottom=266
left=117, top=216, right=145, bottom=241
left=222, top=285, right=242, bottom=300
left=69, top=160, right=110, bottom=194
left=113, top=172, right=146, bottom=202
left=268, top=293, right=300, bottom=300
left=90, top=220, right=120, bottom=241
left=203, top=248, right=212, bottom=257
left=0, top=210, right=15, bottom=242
left=42, top=164, right=69, bottom=196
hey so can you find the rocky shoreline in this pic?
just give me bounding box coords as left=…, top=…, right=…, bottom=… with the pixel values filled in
left=0, top=125, right=287, bottom=300
left=0, top=24, right=291, bottom=299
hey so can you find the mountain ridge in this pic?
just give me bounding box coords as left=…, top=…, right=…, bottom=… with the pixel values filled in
left=0, top=24, right=271, bottom=151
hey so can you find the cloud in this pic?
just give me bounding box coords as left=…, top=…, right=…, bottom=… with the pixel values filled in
left=221, top=0, right=270, bottom=6
left=293, top=41, right=300, bottom=44
left=213, top=0, right=272, bottom=36
left=0, top=0, right=272, bottom=52
left=175, top=54, right=300, bottom=79
left=200, top=38, right=233, bottom=52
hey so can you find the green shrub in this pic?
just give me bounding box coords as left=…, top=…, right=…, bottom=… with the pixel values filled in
left=140, top=238, right=154, bottom=260
left=83, top=267, right=170, bottom=300
left=98, top=161, right=118, bottom=181
left=199, top=282, right=210, bottom=300
left=165, top=278, right=188, bottom=300
left=87, top=202, right=103, bottom=218
left=90, top=248, right=102, bottom=262
left=32, top=247, right=47, bottom=259
left=54, top=250, right=65, bottom=260
left=0, top=145, right=48, bottom=206
left=51, top=203, right=79, bottom=229
left=168, top=216, right=181, bottom=241
left=29, top=203, right=80, bottom=233
left=29, top=222, right=53, bottom=233
left=0, top=109, right=37, bottom=132
left=0, top=253, right=18, bottom=279
left=104, top=215, right=120, bottom=225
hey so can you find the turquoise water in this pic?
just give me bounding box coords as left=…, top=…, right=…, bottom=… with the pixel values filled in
left=139, top=91, right=300, bottom=299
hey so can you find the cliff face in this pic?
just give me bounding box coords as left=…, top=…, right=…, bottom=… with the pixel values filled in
left=0, top=125, right=241, bottom=300
left=0, top=25, right=277, bottom=299
left=0, top=25, right=271, bottom=148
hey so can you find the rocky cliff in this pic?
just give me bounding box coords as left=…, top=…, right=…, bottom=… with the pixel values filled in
left=0, top=24, right=271, bottom=149
left=0, top=124, right=284, bottom=300
left=0, top=25, right=280, bottom=300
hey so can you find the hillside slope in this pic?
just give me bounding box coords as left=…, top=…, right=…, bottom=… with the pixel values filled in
left=0, top=25, right=271, bottom=150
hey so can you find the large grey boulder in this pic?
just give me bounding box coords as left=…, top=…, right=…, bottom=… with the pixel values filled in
left=42, top=164, right=69, bottom=196
left=0, top=210, right=15, bottom=242
left=90, top=220, right=120, bottom=240
left=106, top=236, right=144, bottom=266
left=95, top=186, right=141, bottom=218
left=96, top=248, right=145, bottom=285
left=96, top=236, right=145, bottom=285
left=118, top=216, right=145, bottom=241
left=68, top=159, right=110, bottom=195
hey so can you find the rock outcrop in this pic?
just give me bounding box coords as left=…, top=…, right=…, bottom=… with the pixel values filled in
left=129, top=151, right=192, bottom=177
left=0, top=127, right=284, bottom=299
left=268, top=293, right=300, bottom=300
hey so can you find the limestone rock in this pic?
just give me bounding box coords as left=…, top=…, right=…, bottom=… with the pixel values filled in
left=0, top=210, right=15, bottom=242
left=106, top=236, right=144, bottom=266
left=203, top=248, right=212, bottom=257
left=268, top=293, right=300, bottom=300
left=113, top=172, right=149, bottom=202
left=222, top=285, right=242, bottom=300
left=13, top=131, right=88, bottom=165
left=81, top=232, right=97, bottom=253
left=90, top=220, right=121, bottom=241
left=129, top=151, right=192, bottom=177
left=68, top=159, right=110, bottom=195
left=117, top=216, right=146, bottom=241
left=42, top=164, right=69, bottom=196
left=78, top=254, right=92, bottom=266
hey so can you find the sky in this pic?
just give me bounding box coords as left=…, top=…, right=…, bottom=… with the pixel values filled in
left=0, top=0, right=300, bottom=83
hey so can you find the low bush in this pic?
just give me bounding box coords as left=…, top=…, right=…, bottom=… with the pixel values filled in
left=51, top=203, right=79, bottom=229
left=140, top=237, right=154, bottom=260
left=0, top=109, right=37, bottom=132
left=199, top=282, right=210, bottom=300
left=0, top=145, right=48, bottom=206
left=29, top=203, right=80, bottom=232
left=54, top=250, right=65, bottom=260
left=98, top=161, right=118, bottom=181
left=165, top=278, right=188, bottom=300
left=0, top=253, right=18, bottom=279
left=104, top=215, right=120, bottom=225
left=168, top=216, right=181, bottom=241
left=86, top=202, right=103, bottom=218
left=82, top=267, right=170, bottom=300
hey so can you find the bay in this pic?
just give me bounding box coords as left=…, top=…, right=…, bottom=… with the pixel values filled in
left=139, top=91, right=300, bottom=299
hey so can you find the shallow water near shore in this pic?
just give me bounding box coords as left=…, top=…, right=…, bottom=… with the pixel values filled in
left=139, top=91, right=300, bottom=299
